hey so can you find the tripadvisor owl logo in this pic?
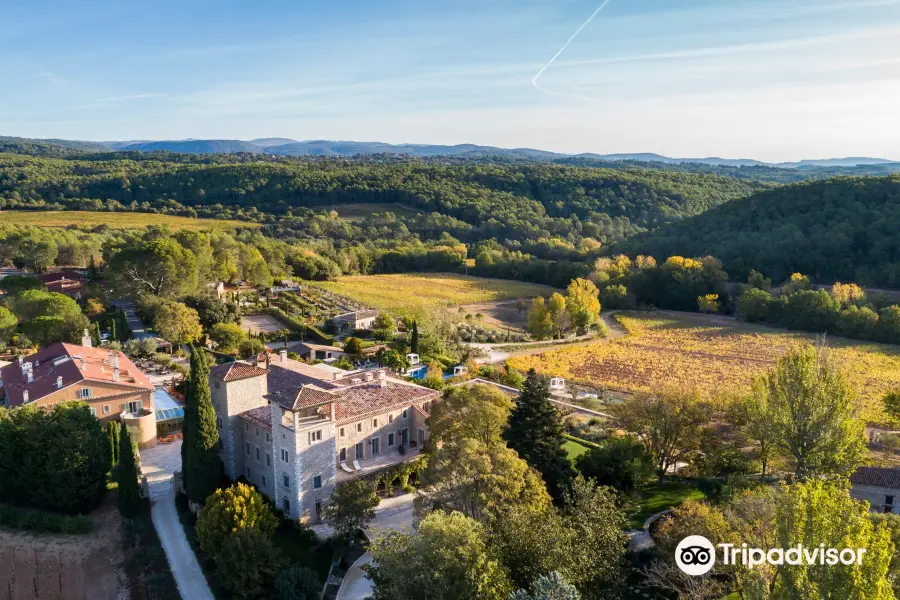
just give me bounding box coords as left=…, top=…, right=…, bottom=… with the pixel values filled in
left=675, top=535, right=716, bottom=576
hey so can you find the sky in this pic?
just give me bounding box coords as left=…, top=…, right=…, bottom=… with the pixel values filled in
left=3, top=0, right=900, bottom=161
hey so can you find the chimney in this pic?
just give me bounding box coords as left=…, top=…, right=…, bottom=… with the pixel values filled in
left=81, top=328, right=92, bottom=348
left=27, top=372, right=33, bottom=383
left=109, top=351, right=118, bottom=369
left=265, top=353, right=271, bottom=369
left=378, top=370, right=387, bottom=388
left=279, top=349, right=288, bottom=363
left=113, top=367, right=120, bottom=382
left=364, top=371, right=374, bottom=382
left=56, top=376, right=63, bottom=389
left=17, top=356, right=24, bottom=368
left=332, top=372, right=342, bottom=381
left=22, top=390, right=28, bottom=403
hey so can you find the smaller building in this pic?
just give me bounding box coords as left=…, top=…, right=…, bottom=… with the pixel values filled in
left=406, top=353, right=420, bottom=365
left=0, top=342, right=157, bottom=447
left=39, top=270, right=86, bottom=299
left=550, top=377, right=565, bottom=390
left=332, top=310, right=379, bottom=333
left=850, top=466, right=900, bottom=513
left=453, top=365, right=468, bottom=376
left=295, top=343, right=347, bottom=362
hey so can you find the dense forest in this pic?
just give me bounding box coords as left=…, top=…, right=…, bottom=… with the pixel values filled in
left=618, top=175, right=900, bottom=288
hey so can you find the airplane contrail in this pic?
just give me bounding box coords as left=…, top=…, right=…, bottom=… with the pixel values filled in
left=532, top=0, right=614, bottom=100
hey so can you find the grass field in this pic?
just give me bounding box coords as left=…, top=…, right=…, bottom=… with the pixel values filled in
left=563, top=437, right=594, bottom=462
left=627, top=481, right=705, bottom=529
left=308, top=273, right=557, bottom=319
left=3, top=210, right=258, bottom=231
left=509, top=311, right=900, bottom=423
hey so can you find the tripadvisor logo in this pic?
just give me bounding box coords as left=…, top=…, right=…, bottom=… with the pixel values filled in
left=675, top=536, right=868, bottom=575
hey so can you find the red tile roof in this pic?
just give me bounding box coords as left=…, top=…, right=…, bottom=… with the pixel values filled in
left=851, top=467, right=900, bottom=489
left=0, top=343, right=153, bottom=408
left=334, top=379, right=439, bottom=424
left=38, top=270, right=85, bottom=284
left=209, top=362, right=268, bottom=382
left=239, top=406, right=272, bottom=432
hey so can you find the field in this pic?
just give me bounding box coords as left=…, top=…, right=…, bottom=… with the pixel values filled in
left=509, top=311, right=900, bottom=423
left=308, top=273, right=557, bottom=319
left=240, top=314, right=288, bottom=334
left=3, top=210, right=258, bottom=231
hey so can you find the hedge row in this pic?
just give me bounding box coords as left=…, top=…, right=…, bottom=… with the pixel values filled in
left=265, top=307, right=335, bottom=344
left=0, top=504, right=93, bottom=534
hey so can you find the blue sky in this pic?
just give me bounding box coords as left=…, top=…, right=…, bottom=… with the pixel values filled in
left=3, top=0, right=900, bottom=161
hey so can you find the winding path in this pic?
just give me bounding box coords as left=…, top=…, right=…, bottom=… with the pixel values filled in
left=150, top=485, right=214, bottom=600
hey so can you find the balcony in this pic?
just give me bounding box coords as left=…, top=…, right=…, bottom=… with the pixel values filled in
left=336, top=444, right=423, bottom=483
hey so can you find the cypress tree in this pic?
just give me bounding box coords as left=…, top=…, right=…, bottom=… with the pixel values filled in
left=109, top=318, right=116, bottom=342
left=118, top=309, right=130, bottom=341
left=117, top=422, right=143, bottom=519
left=503, top=369, right=574, bottom=503
left=184, top=347, right=223, bottom=505
left=92, top=321, right=102, bottom=347
left=107, top=421, right=120, bottom=472
left=410, top=320, right=419, bottom=353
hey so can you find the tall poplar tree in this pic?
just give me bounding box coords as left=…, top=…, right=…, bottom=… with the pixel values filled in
left=504, top=369, right=574, bottom=502
left=183, top=347, right=223, bottom=505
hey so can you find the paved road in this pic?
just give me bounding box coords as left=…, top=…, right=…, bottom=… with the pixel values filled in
left=150, top=484, right=214, bottom=600
left=114, top=301, right=154, bottom=340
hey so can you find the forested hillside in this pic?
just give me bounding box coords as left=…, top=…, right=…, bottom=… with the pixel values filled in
left=0, top=152, right=762, bottom=247
left=617, top=175, right=900, bottom=287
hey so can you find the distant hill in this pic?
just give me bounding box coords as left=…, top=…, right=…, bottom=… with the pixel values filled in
left=616, top=174, right=900, bottom=287
left=250, top=137, right=298, bottom=147
left=117, top=139, right=263, bottom=154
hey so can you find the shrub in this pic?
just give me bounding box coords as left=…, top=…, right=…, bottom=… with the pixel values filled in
left=0, top=505, right=92, bottom=534
left=196, top=482, right=279, bottom=555
left=274, top=566, right=322, bottom=600
left=215, top=528, right=285, bottom=600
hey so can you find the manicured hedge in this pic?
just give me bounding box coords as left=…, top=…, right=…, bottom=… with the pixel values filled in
left=0, top=504, right=93, bottom=534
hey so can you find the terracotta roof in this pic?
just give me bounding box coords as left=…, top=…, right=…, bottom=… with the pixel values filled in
left=0, top=343, right=153, bottom=408
left=209, top=361, right=268, bottom=382
left=297, top=342, right=344, bottom=353
left=851, top=467, right=900, bottom=489
left=239, top=406, right=272, bottom=432
left=333, top=310, right=379, bottom=322
left=265, top=363, right=340, bottom=411
left=38, top=270, right=85, bottom=284
left=334, top=379, right=439, bottom=424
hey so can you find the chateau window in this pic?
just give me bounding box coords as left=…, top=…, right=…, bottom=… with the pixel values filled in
left=79, top=388, right=93, bottom=399
left=262, top=475, right=267, bottom=488
left=357, top=423, right=362, bottom=432
left=388, top=433, right=395, bottom=447
left=402, top=409, right=408, bottom=419
left=103, top=405, right=110, bottom=414
left=256, top=448, right=260, bottom=461
left=372, top=418, right=378, bottom=428
left=340, top=427, right=345, bottom=437
left=340, top=448, right=347, bottom=461
left=245, top=422, right=249, bottom=431
left=283, top=474, right=290, bottom=489
left=313, top=475, right=322, bottom=489
left=88, top=407, right=96, bottom=416
left=308, top=429, right=322, bottom=444
left=245, top=442, right=250, bottom=456
left=315, top=500, right=322, bottom=517
left=216, top=416, right=222, bottom=428
left=266, top=453, right=270, bottom=466
left=215, top=381, right=220, bottom=389
left=282, top=497, right=290, bottom=513
left=389, top=414, right=394, bottom=423
left=371, top=438, right=380, bottom=456
left=281, top=449, right=289, bottom=463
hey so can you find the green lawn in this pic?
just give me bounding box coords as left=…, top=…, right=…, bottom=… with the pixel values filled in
left=627, top=480, right=704, bottom=529
left=563, top=438, right=594, bottom=463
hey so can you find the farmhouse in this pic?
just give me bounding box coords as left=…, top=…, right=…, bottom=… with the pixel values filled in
left=0, top=342, right=157, bottom=446
left=39, top=269, right=86, bottom=299
left=332, top=310, right=379, bottom=333
left=210, top=352, right=439, bottom=523
left=850, top=466, right=900, bottom=513
left=293, top=342, right=388, bottom=363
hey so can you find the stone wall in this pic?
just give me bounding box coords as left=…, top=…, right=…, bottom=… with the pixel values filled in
left=338, top=405, right=417, bottom=462
left=210, top=373, right=267, bottom=480
left=851, top=484, right=900, bottom=514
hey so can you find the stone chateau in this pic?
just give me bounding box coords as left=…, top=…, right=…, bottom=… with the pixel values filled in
left=209, top=351, right=439, bottom=522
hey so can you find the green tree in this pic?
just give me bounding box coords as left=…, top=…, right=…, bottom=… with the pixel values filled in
left=876, top=305, right=900, bottom=344
left=372, top=313, right=397, bottom=341
left=366, top=510, right=513, bottom=600
left=838, top=305, right=879, bottom=339
left=504, top=369, right=574, bottom=503
left=107, top=421, right=120, bottom=472
left=238, top=338, right=265, bottom=359
left=107, top=236, right=199, bottom=298
left=209, top=322, right=248, bottom=354
left=323, top=479, right=380, bottom=540
left=547, top=293, right=567, bottom=338
left=575, top=435, right=652, bottom=494
left=426, top=384, right=514, bottom=449
left=565, top=279, right=601, bottom=334
left=697, top=293, right=720, bottom=314
left=274, top=566, right=322, bottom=600
left=92, top=320, right=102, bottom=347
left=215, top=528, right=285, bottom=600
left=342, top=336, right=363, bottom=358
left=183, top=347, right=223, bottom=505
left=0, top=306, right=17, bottom=340
left=770, top=480, right=894, bottom=599
left=608, top=390, right=707, bottom=485
left=527, top=297, right=553, bottom=340
left=410, top=320, right=419, bottom=353
left=0, top=275, right=44, bottom=296
left=154, top=300, right=202, bottom=348
left=12, top=289, right=89, bottom=345
left=753, top=344, right=866, bottom=480
left=196, top=482, right=279, bottom=555
left=509, top=572, right=581, bottom=600
left=116, top=422, right=143, bottom=519
left=884, top=390, right=900, bottom=423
